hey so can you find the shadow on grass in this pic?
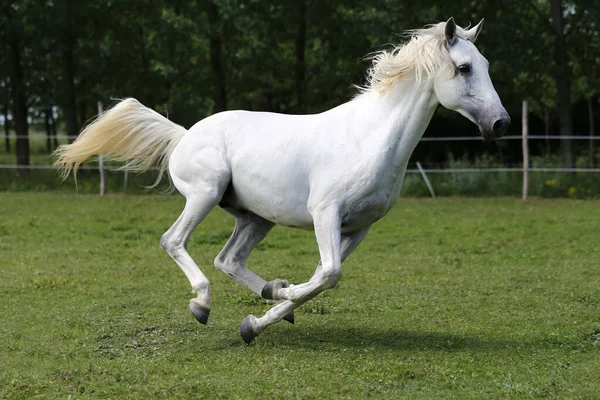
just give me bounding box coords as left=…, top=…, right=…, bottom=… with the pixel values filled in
left=221, top=324, right=531, bottom=352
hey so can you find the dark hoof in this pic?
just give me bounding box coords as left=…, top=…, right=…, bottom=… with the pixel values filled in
left=261, top=279, right=288, bottom=300
left=189, top=301, right=211, bottom=325
left=283, top=311, right=295, bottom=324
left=240, top=315, right=257, bottom=344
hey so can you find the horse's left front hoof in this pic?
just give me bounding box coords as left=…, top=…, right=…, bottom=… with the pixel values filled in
left=240, top=315, right=258, bottom=344
left=189, top=300, right=211, bottom=325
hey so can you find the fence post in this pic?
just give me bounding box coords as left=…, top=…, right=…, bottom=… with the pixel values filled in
left=97, top=101, right=106, bottom=196
left=123, top=169, right=128, bottom=193
left=522, top=100, right=529, bottom=201
left=416, top=161, right=436, bottom=198
left=589, top=98, right=595, bottom=169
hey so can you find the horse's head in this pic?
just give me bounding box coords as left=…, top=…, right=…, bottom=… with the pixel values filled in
left=433, top=18, right=510, bottom=140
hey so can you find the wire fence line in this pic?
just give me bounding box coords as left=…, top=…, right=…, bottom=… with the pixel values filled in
left=3, top=134, right=600, bottom=141
left=1, top=132, right=598, bottom=197
left=2, top=164, right=600, bottom=173
left=1, top=133, right=598, bottom=174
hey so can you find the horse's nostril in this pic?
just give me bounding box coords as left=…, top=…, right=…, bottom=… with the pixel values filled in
left=492, top=117, right=510, bottom=135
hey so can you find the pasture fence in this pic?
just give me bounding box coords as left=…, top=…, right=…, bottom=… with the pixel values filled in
left=2, top=133, right=599, bottom=197
left=1, top=97, right=599, bottom=199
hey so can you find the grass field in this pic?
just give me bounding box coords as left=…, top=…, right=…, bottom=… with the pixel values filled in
left=1, top=193, right=599, bottom=399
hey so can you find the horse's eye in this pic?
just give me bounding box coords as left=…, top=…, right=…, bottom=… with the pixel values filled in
left=458, top=64, right=471, bottom=74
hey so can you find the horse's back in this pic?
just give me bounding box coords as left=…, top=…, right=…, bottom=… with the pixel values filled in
left=172, top=110, right=328, bottom=227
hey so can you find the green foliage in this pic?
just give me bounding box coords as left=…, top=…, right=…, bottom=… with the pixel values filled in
left=1, top=1, right=598, bottom=124
left=1, top=1, right=599, bottom=187
left=1, top=194, right=600, bottom=398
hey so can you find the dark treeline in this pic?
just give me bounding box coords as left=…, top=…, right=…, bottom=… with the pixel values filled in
left=1, top=0, right=599, bottom=170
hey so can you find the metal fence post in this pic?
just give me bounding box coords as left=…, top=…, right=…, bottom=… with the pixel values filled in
left=97, top=101, right=106, bottom=196
left=522, top=100, right=529, bottom=201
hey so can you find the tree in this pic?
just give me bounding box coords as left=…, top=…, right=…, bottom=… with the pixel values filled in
left=570, top=0, right=600, bottom=167
left=1, top=79, right=10, bottom=152
left=205, top=0, right=227, bottom=112
left=550, top=0, right=574, bottom=168
left=294, top=0, right=307, bottom=113
left=1, top=0, right=598, bottom=173
left=3, top=3, right=29, bottom=172
left=57, top=0, right=78, bottom=143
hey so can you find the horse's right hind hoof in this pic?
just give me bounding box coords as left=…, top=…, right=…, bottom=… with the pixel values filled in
left=240, top=315, right=258, bottom=344
left=189, top=300, right=211, bottom=325
left=261, top=279, right=289, bottom=301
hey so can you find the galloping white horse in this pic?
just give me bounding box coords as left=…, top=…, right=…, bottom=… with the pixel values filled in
left=55, top=18, right=509, bottom=343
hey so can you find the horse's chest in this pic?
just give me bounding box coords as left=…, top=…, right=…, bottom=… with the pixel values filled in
left=339, top=166, right=406, bottom=231
left=340, top=186, right=398, bottom=231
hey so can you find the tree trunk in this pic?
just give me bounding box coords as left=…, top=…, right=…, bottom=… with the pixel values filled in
left=137, top=25, right=154, bottom=108
left=61, top=0, right=78, bottom=143
left=206, top=0, right=227, bottom=112
left=295, top=0, right=307, bottom=113
left=78, top=97, right=87, bottom=129
left=5, top=6, right=29, bottom=173
left=589, top=97, right=595, bottom=169
left=2, top=100, right=10, bottom=153
left=550, top=0, right=574, bottom=169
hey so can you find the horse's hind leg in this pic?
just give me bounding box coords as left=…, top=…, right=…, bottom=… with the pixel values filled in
left=161, top=192, right=225, bottom=325
left=214, top=210, right=295, bottom=324
left=214, top=209, right=274, bottom=295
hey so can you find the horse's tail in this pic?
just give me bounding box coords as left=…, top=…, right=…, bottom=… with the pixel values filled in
left=54, top=98, right=186, bottom=186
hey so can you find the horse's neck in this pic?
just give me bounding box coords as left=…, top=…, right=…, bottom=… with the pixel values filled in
left=353, top=79, right=438, bottom=165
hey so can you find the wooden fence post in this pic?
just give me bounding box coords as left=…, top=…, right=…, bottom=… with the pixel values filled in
left=97, top=101, right=106, bottom=196
left=123, top=168, right=128, bottom=193
left=416, top=161, right=436, bottom=198
left=522, top=100, right=529, bottom=201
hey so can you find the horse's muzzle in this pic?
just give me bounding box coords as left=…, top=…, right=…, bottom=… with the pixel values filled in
left=482, top=113, right=511, bottom=140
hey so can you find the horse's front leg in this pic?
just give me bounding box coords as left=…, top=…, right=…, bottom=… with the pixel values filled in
left=265, top=206, right=342, bottom=302
left=240, top=213, right=370, bottom=343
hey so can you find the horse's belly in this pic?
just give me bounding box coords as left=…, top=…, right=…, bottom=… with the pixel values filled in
left=224, top=171, right=314, bottom=229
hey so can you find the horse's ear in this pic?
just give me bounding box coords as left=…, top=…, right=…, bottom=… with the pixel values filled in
left=445, top=17, right=457, bottom=46
left=466, top=18, right=484, bottom=42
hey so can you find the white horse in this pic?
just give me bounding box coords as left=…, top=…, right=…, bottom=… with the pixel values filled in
left=55, top=18, right=509, bottom=343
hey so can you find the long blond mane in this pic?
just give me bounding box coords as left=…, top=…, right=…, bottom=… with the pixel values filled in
left=361, top=22, right=469, bottom=94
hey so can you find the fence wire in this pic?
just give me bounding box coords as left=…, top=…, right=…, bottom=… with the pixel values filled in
left=1, top=134, right=599, bottom=174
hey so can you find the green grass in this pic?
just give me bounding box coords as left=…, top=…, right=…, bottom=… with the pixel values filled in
left=1, top=193, right=599, bottom=399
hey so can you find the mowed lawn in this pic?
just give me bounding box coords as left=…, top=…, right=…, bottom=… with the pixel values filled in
left=1, top=193, right=599, bottom=399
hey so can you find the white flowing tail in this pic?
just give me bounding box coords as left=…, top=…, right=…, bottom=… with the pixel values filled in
left=54, top=98, right=186, bottom=185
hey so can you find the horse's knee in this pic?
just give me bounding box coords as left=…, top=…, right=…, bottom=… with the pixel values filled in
left=160, top=233, right=182, bottom=254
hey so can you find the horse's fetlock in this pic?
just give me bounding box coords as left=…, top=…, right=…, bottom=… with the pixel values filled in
left=192, top=281, right=211, bottom=297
